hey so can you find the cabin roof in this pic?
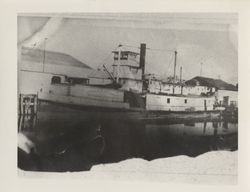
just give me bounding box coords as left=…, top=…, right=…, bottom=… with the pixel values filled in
left=112, top=50, right=139, bottom=55
left=185, top=76, right=237, bottom=91
left=112, top=46, right=139, bottom=55
left=21, top=47, right=92, bottom=69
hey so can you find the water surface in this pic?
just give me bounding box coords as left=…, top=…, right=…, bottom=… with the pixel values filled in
left=18, top=114, right=238, bottom=172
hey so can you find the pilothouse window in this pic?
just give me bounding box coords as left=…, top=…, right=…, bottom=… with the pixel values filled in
left=114, top=52, right=128, bottom=60
left=121, top=53, right=128, bottom=59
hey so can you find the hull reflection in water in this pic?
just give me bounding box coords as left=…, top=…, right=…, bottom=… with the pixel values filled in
left=99, top=120, right=237, bottom=163
left=18, top=114, right=237, bottom=172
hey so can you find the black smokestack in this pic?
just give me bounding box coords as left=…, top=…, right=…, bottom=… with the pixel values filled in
left=139, top=43, right=146, bottom=78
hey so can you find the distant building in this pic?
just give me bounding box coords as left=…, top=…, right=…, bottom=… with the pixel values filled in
left=19, top=47, right=111, bottom=94
left=185, top=76, right=238, bottom=107
left=20, top=46, right=92, bottom=77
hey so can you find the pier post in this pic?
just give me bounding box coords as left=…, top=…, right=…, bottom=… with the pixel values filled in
left=18, top=94, right=38, bottom=131
left=20, top=94, right=24, bottom=115
left=204, top=100, right=207, bottom=111
left=34, top=95, right=37, bottom=114
left=18, top=115, right=23, bottom=132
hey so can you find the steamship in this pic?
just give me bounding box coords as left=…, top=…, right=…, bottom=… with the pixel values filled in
left=18, top=43, right=238, bottom=122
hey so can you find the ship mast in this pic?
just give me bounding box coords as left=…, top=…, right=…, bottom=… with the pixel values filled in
left=173, top=50, right=177, bottom=94
left=173, top=50, right=177, bottom=83
left=180, top=66, right=183, bottom=95
left=180, top=66, right=182, bottom=82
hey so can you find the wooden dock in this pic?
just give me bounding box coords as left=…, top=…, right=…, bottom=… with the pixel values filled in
left=18, top=94, right=38, bottom=131
left=19, top=94, right=38, bottom=115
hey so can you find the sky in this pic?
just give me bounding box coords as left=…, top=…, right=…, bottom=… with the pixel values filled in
left=18, top=13, right=238, bottom=84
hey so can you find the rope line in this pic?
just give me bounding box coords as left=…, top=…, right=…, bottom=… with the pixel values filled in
left=166, top=53, right=175, bottom=75
left=89, top=45, right=120, bottom=77
left=90, top=44, right=176, bottom=78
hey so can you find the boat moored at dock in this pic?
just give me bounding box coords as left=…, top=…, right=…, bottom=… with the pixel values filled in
left=18, top=43, right=238, bottom=123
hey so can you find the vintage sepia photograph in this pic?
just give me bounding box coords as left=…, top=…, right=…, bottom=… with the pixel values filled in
left=17, top=13, right=238, bottom=184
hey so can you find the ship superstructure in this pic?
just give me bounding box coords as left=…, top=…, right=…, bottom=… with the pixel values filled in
left=18, top=43, right=238, bottom=121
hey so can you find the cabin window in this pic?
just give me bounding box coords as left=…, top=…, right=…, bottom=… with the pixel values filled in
left=131, top=68, right=138, bottom=73
left=223, top=96, right=229, bottom=106
left=51, top=76, right=61, bottom=84
left=68, top=77, right=89, bottom=85
left=121, top=53, right=128, bottom=60
left=230, top=101, right=237, bottom=107
left=114, top=52, right=128, bottom=60
left=167, top=98, right=170, bottom=103
left=184, top=99, right=187, bottom=104
left=130, top=54, right=137, bottom=61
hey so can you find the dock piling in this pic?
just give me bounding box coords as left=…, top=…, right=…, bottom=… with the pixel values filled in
left=18, top=94, right=38, bottom=132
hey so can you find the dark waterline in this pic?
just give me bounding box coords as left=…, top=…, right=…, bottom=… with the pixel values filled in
left=18, top=114, right=238, bottom=172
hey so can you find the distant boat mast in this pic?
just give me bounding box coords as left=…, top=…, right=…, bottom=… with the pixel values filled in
left=180, top=66, right=182, bottom=82
left=173, top=50, right=177, bottom=83
left=173, top=50, right=177, bottom=94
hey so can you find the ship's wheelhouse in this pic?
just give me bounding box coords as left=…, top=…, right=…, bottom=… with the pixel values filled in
left=112, top=50, right=143, bottom=93
left=112, top=51, right=140, bottom=68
